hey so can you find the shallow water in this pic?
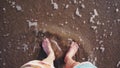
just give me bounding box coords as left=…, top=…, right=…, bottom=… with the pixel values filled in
left=0, top=0, right=120, bottom=68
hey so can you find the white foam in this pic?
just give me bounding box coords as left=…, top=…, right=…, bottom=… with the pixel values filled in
left=65, top=21, right=68, bottom=24
left=3, top=8, right=6, bottom=11
left=107, top=7, right=110, bottom=9
left=74, top=0, right=77, bottom=4
left=16, top=5, right=22, bottom=11
left=117, top=61, right=120, bottom=67
left=3, top=33, right=9, bottom=37
left=59, top=23, right=64, bottom=26
left=99, top=40, right=103, bottom=44
left=82, top=58, right=85, bottom=60
left=65, top=4, right=69, bottom=9
left=117, top=19, right=120, bottom=22
left=91, top=26, right=97, bottom=30
left=22, top=43, right=29, bottom=52
left=104, top=29, right=107, bottom=32
left=100, top=45, right=105, bottom=52
left=90, top=15, right=95, bottom=23
left=51, top=0, right=54, bottom=4
left=95, top=47, right=99, bottom=50
left=102, top=23, right=105, bottom=25
left=79, top=1, right=82, bottom=3
left=11, top=1, right=15, bottom=5
left=76, top=27, right=79, bottom=30
left=97, top=21, right=101, bottom=25
left=51, top=13, right=54, bottom=16
left=110, top=32, right=113, bottom=36
left=93, top=57, right=97, bottom=65
left=94, top=9, right=98, bottom=16
left=51, top=0, right=58, bottom=10
left=52, top=3, right=58, bottom=9
left=3, top=62, right=6, bottom=66
left=3, top=49, right=6, bottom=52
left=116, top=8, right=119, bottom=12
left=27, top=20, right=37, bottom=28
left=90, top=9, right=99, bottom=23
left=75, top=8, right=82, bottom=17
left=81, top=4, right=85, bottom=8
left=83, top=21, right=86, bottom=24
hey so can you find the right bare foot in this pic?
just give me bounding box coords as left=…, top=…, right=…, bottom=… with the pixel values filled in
left=65, top=42, right=79, bottom=59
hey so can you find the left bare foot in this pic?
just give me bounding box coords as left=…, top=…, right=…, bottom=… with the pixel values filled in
left=42, top=38, right=55, bottom=59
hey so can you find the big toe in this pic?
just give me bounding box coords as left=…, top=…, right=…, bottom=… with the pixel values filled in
left=71, top=42, right=79, bottom=50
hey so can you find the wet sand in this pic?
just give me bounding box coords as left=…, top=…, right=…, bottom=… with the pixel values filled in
left=0, top=0, right=120, bottom=68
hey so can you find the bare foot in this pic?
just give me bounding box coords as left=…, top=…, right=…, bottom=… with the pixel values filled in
left=42, top=38, right=55, bottom=59
left=65, top=42, right=79, bottom=59
left=64, top=42, right=79, bottom=68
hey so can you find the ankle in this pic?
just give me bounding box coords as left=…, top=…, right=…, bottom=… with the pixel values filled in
left=64, top=57, right=77, bottom=68
left=64, top=56, right=72, bottom=63
left=48, top=53, right=55, bottom=60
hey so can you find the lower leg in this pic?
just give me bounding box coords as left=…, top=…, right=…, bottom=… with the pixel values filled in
left=42, top=38, right=55, bottom=65
left=65, top=57, right=80, bottom=68
left=64, top=42, right=80, bottom=68
left=21, top=38, right=55, bottom=68
left=42, top=54, right=55, bottom=65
